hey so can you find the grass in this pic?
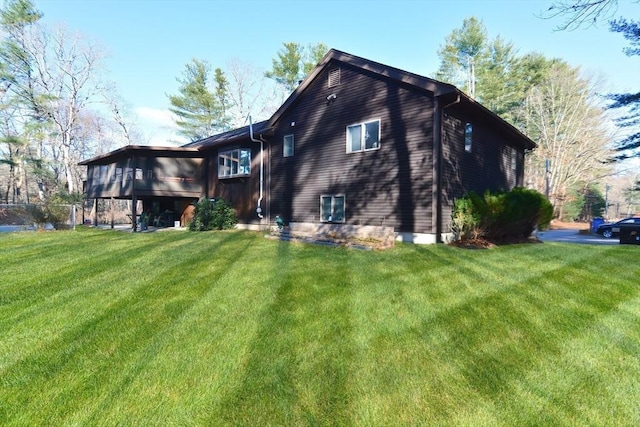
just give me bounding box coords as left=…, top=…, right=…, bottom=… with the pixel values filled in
left=1, top=227, right=639, bottom=426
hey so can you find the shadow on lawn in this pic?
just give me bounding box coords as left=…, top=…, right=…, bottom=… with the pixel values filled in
left=2, top=231, right=251, bottom=424
left=213, top=242, right=356, bottom=425
left=419, top=246, right=637, bottom=422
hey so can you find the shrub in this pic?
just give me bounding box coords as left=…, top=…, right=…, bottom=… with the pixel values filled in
left=189, top=198, right=237, bottom=231
left=451, top=197, right=482, bottom=241
left=451, top=188, right=553, bottom=243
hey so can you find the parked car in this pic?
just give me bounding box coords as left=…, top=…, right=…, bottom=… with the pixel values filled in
left=596, top=217, right=640, bottom=238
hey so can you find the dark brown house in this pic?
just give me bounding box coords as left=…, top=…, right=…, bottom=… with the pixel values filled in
left=80, top=49, right=536, bottom=243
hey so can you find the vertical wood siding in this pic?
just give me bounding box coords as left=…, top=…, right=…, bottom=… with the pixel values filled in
left=269, top=63, right=435, bottom=234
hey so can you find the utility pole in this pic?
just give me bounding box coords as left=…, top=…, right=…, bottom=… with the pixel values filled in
left=604, top=184, right=610, bottom=219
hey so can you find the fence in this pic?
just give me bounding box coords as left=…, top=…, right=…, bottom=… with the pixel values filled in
left=0, top=203, right=78, bottom=230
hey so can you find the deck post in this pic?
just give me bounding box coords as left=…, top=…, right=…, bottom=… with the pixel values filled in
left=93, top=198, right=98, bottom=227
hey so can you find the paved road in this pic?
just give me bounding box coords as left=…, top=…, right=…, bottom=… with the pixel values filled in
left=536, top=229, right=620, bottom=245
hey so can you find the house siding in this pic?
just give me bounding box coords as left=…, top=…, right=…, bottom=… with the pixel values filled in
left=269, top=62, right=435, bottom=234
left=78, top=49, right=536, bottom=241
left=206, top=143, right=262, bottom=224
left=440, top=109, right=524, bottom=232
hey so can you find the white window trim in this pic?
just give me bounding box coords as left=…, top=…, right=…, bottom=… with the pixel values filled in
left=218, top=148, right=251, bottom=178
left=346, top=119, right=381, bottom=153
left=320, top=194, right=346, bottom=223
left=283, top=134, right=294, bottom=157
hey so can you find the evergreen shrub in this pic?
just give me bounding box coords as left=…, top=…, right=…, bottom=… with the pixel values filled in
left=189, top=198, right=237, bottom=231
left=452, top=188, right=553, bottom=243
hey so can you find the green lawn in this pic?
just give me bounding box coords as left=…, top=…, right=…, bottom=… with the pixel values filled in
left=1, top=228, right=639, bottom=426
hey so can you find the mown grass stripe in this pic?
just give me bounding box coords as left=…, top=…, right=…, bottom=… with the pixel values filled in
left=0, top=229, right=638, bottom=426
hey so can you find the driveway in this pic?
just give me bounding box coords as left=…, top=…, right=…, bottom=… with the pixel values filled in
left=536, top=229, right=619, bottom=245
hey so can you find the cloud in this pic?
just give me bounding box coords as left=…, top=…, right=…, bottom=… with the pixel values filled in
left=135, top=107, right=178, bottom=128
left=133, top=107, right=187, bottom=146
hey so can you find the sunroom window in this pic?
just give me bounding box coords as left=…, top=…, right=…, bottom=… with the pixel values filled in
left=218, top=148, right=251, bottom=178
left=320, top=195, right=345, bottom=223
left=347, top=120, right=380, bottom=153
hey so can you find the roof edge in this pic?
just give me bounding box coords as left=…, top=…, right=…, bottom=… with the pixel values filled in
left=78, top=145, right=200, bottom=165
left=268, top=48, right=458, bottom=128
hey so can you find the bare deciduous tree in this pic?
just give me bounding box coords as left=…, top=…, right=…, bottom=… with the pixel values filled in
left=522, top=63, right=614, bottom=217
left=540, top=0, right=621, bottom=30
left=25, top=24, right=107, bottom=193
left=225, top=58, right=276, bottom=128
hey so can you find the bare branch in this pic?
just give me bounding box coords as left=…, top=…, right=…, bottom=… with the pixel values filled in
left=539, top=0, right=621, bottom=31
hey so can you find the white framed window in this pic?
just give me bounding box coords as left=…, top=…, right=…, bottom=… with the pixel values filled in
left=218, top=148, right=251, bottom=178
left=283, top=134, right=294, bottom=157
left=464, top=122, right=472, bottom=152
left=347, top=119, right=380, bottom=153
left=320, top=194, right=345, bottom=223
left=510, top=148, right=517, bottom=172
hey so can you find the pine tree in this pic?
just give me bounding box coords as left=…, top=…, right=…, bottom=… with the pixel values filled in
left=608, top=18, right=639, bottom=160
left=435, top=17, right=487, bottom=98
left=265, top=42, right=328, bottom=94
left=168, top=59, right=231, bottom=142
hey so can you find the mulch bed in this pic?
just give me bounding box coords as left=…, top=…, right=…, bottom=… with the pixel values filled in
left=449, top=236, right=542, bottom=249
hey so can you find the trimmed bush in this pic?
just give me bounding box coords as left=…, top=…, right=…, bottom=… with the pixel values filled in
left=189, top=198, right=237, bottom=231
left=452, top=188, right=553, bottom=243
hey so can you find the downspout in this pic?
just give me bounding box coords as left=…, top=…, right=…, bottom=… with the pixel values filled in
left=248, top=116, right=265, bottom=220
left=131, top=154, right=138, bottom=232
left=435, top=93, right=461, bottom=243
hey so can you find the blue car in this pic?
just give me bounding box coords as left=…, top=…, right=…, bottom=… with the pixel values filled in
left=596, top=217, right=640, bottom=238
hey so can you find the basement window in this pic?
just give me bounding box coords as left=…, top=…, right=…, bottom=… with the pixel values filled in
left=320, top=194, right=345, bottom=223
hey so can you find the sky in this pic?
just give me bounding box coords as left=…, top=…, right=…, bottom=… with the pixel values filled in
left=36, top=0, right=640, bottom=146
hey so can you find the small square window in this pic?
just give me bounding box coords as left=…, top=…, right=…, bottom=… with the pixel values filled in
left=464, top=123, right=472, bottom=152
left=320, top=195, right=345, bottom=223
left=283, top=134, right=294, bottom=157
left=347, top=120, right=380, bottom=153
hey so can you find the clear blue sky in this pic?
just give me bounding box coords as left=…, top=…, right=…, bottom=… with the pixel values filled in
left=37, top=0, right=640, bottom=145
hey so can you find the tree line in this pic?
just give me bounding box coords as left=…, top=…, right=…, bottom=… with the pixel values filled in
left=1, top=0, right=637, bottom=220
